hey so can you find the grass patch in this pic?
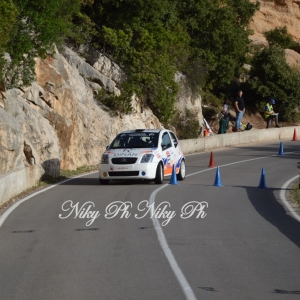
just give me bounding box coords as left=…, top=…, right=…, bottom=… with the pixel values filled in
left=289, top=183, right=300, bottom=208
left=40, top=165, right=98, bottom=186
left=60, top=165, right=98, bottom=178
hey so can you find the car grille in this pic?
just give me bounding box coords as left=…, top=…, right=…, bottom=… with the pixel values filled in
left=111, top=157, right=138, bottom=164
left=108, top=171, right=140, bottom=177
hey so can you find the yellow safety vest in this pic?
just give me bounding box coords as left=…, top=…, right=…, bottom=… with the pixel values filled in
left=264, top=103, right=273, bottom=119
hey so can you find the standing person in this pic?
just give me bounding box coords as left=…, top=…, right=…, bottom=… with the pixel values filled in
left=234, top=90, right=245, bottom=132
left=265, top=98, right=280, bottom=128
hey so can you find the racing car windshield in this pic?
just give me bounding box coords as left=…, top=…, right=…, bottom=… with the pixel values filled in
left=110, top=132, right=159, bottom=149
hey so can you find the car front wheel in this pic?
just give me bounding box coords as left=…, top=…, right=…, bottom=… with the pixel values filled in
left=177, top=159, right=186, bottom=181
left=154, top=163, right=164, bottom=184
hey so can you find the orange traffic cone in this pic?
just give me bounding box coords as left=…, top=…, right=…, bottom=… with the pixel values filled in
left=208, top=152, right=215, bottom=168
left=292, top=128, right=298, bottom=141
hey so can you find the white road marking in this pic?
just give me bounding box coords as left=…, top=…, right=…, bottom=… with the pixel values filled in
left=186, top=155, right=266, bottom=177
left=149, top=185, right=198, bottom=300
left=279, top=175, right=300, bottom=222
left=187, top=151, right=299, bottom=178
left=150, top=151, right=300, bottom=300
left=0, top=172, right=96, bottom=228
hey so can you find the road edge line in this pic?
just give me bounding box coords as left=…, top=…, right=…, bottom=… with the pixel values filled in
left=149, top=185, right=198, bottom=300
left=279, top=175, right=300, bottom=222
left=0, top=171, right=98, bottom=228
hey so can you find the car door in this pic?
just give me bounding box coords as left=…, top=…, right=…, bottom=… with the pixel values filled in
left=168, top=131, right=182, bottom=173
left=161, top=131, right=175, bottom=176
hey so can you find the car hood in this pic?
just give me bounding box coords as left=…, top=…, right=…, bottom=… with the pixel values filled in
left=105, top=148, right=157, bottom=157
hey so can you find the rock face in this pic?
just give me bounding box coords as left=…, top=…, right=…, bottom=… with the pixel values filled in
left=174, top=72, right=203, bottom=128
left=285, top=49, right=300, bottom=71
left=250, top=0, right=300, bottom=45
left=249, top=0, right=300, bottom=70
left=0, top=46, right=199, bottom=178
left=0, top=88, right=61, bottom=177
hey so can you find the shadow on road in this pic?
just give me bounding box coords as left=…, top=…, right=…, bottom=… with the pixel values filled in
left=59, top=177, right=164, bottom=186
left=235, top=185, right=300, bottom=249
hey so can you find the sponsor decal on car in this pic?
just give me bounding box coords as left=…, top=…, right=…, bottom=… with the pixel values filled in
left=113, top=152, right=138, bottom=157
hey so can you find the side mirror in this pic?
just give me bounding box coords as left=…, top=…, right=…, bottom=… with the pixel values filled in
left=106, top=145, right=110, bottom=149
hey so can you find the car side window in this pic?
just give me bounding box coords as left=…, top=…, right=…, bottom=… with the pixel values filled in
left=161, top=132, right=172, bottom=150
left=169, top=132, right=178, bottom=148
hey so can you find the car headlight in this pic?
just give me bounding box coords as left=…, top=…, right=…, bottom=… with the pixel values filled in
left=101, top=154, right=109, bottom=164
left=141, top=154, right=154, bottom=163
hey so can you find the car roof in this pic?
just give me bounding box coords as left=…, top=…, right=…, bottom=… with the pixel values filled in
left=119, top=129, right=164, bottom=134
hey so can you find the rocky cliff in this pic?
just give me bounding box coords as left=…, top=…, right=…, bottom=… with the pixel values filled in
left=0, top=46, right=203, bottom=178
left=250, top=0, right=300, bottom=44
left=250, top=0, right=300, bottom=69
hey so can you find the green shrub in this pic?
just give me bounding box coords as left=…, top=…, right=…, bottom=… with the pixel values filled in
left=249, top=46, right=300, bottom=122
left=289, top=184, right=300, bottom=208
left=95, top=87, right=133, bottom=116
left=2, top=0, right=81, bottom=88
left=202, top=107, right=218, bottom=122
left=171, top=108, right=200, bottom=139
left=202, top=92, right=223, bottom=107
left=265, top=26, right=299, bottom=50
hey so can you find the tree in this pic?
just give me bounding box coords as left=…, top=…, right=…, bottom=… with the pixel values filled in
left=0, top=0, right=18, bottom=49
left=0, top=0, right=18, bottom=88
left=75, top=0, right=259, bottom=123
left=2, top=0, right=81, bottom=88
left=177, top=0, right=260, bottom=89
left=78, top=0, right=190, bottom=123
left=265, top=26, right=299, bottom=50
left=249, top=46, right=300, bottom=122
left=1, top=0, right=260, bottom=125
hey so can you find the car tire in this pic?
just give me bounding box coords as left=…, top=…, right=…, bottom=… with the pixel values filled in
left=177, top=159, right=186, bottom=181
left=154, top=163, right=164, bottom=184
left=99, top=178, right=109, bottom=185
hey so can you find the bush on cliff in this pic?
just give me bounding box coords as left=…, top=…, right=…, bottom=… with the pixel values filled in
left=265, top=26, right=299, bottom=52
left=74, top=0, right=259, bottom=123
left=1, top=0, right=262, bottom=125
left=1, top=0, right=81, bottom=88
left=249, top=46, right=300, bottom=122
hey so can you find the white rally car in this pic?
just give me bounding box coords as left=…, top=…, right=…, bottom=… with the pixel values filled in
left=99, top=129, right=185, bottom=184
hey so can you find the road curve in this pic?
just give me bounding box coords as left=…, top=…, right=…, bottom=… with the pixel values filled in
left=0, top=141, right=300, bottom=300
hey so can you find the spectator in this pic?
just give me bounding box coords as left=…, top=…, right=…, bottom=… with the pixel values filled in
left=218, top=117, right=227, bottom=134
left=222, top=98, right=232, bottom=128
left=265, top=98, right=280, bottom=128
left=218, top=99, right=231, bottom=134
left=234, top=90, right=245, bottom=132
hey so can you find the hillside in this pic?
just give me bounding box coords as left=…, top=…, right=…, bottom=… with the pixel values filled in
left=1, top=0, right=300, bottom=208
left=246, top=0, right=300, bottom=130
left=206, top=0, right=300, bottom=134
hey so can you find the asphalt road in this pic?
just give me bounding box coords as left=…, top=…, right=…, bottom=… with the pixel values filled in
left=0, top=141, right=300, bottom=300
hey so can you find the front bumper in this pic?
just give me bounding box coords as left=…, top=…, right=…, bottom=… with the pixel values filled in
left=99, top=162, right=158, bottom=180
